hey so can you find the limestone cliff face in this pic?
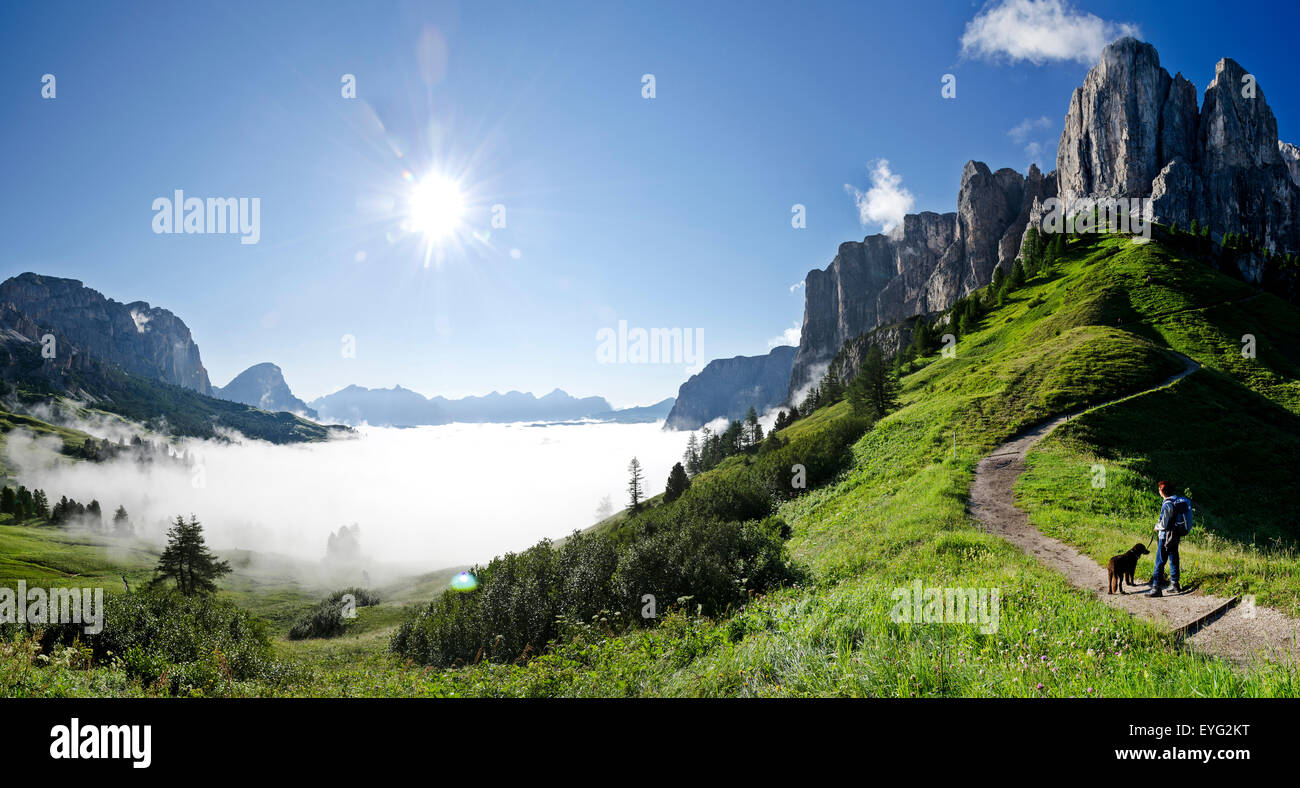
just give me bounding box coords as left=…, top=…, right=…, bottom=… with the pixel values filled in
left=789, top=162, right=1045, bottom=397
left=697, top=37, right=1300, bottom=423
left=0, top=273, right=212, bottom=394
left=1053, top=37, right=1300, bottom=258
left=1280, top=141, right=1300, bottom=188
left=827, top=320, right=916, bottom=388
left=664, top=346, right=795, bottom=430
left=1056, top=37, right=1170, bottom=204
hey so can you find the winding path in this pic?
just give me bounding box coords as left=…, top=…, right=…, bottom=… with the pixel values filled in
left=969, top=352, right=1300, bottom=667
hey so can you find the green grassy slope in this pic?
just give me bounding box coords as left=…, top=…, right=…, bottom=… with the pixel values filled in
left=6, top=231, right=1300, bottom=697
left=1017, top=235, right=1300, bottom=609
left=266, top=232, right=1299, bottom=696
left=403, top=232, right=1295, bottom=697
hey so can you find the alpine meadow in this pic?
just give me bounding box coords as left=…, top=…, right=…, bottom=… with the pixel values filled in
left=3, top=0, right=1300, bottom=772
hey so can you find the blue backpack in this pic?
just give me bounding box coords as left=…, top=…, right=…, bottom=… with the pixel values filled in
left=1168, top=496, right=1194, bottom=536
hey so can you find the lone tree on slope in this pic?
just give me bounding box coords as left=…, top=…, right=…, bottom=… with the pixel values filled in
left=627, top=457, right=645, bottom=512
left=151, top=514, right=231, bottom=595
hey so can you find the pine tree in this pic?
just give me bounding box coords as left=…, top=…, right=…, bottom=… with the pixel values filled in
left=683, top=434, right=703, bottom=476
left=627, top=457, right=644, bottom=511
left=744, top=407, right=763, bottom=446
left=664, top=462, right=691, bottom=503
left=113, top=505, right=132, bottom=536
left=151, top=515, right=231, bottom=595
left=723, top=419, right=745, bottom=453
left=847, top=345, right=901, bottom=422
left=0, top=487, right=14, bottom=515
left=33, top=490, right=48, bottom=519
left=910, top=318, right=934, bottom=357
left=1008, top=260, right=1026, bottom=289
left=1022, top=227, right=1041, bottom=273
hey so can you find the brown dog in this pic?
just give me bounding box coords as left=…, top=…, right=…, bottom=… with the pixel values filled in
left=1107, top=542, right=1150, bottom=594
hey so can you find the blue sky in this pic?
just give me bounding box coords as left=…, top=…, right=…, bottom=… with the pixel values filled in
left=3, top=0, right=1298, bottom=407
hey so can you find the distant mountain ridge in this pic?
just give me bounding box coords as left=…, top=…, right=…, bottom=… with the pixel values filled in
left=216, top=362, right=317, bottom=419
left=311, top=385, right=673, bottom=427
left=0, top=276, right=333, bottom=443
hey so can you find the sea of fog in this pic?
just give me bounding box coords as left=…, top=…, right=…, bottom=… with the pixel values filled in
left=3, top=420, right=692, bottom=571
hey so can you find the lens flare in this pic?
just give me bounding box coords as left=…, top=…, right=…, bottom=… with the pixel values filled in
left=450, top=571, right=478, bottom=592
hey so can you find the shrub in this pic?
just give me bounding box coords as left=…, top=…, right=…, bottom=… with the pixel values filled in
left=287, top=587, right=381, bottom=640
left=391, top=403, right=864, bottom=669
left=6, top=590, right=286, bottom=695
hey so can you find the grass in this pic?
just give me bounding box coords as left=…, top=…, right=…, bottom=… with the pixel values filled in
left=1015, top=239, right=1300, bottom=610
left=5, top=231, right=1300, bottom=696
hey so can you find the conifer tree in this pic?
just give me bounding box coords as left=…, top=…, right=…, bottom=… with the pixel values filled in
left=151, top=515, right=231, bottom=595
left=683, top=434, right=703, bottom=476
left=113, top=505, right=132, bottom=536
left=847, top=345, right=900, bottom=423
left=627, top=457, right=645, bottom=511
left=744, top=407, right=763, bottom=446
left=664, top=462, right=691, bottom=503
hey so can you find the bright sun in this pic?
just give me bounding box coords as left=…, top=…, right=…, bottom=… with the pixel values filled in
left=408, top=173, right=466, bottom=241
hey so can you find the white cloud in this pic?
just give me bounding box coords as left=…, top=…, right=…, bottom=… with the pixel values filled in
left=789, top=280, right=805, bottom=294
left=845, top=160, right=914, bottom=233
left=2, top=419, right=689, bottom=569
left=1008, top=115, right=1058, bottom=167
left=768, top=322, right=800, bottom=349
left=960, top=0, right=1140, bottom=65
left=1008, top=115, right=1052, bottom=143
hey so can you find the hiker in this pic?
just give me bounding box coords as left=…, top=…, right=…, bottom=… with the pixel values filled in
left=1147, top=480, right=1193, bottom=597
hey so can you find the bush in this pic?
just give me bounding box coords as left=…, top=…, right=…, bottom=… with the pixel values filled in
left=4, top=590, right=286, bottom=695
left=287, top=587, right=381, bottom=640
left=391, top=507, right=799, bottom=669
left=391, top=403, right=865, bottom=669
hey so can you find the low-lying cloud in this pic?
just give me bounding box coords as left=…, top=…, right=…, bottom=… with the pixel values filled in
left=3, top=419, right=690, bottom=571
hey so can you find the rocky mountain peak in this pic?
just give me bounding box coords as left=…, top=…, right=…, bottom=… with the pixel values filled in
left=1057, top=36, right=1169, bottom=204
left=215, top=362, right=316, bottom=418
left=783, top=37, right=1300, bottom=413
left=788, top=156, right=1046, bottom=398
left=0, top=273, right=211, bottom=394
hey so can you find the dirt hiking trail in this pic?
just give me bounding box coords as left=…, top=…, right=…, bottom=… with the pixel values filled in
left=969, top=353, right=1300, bottom=667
